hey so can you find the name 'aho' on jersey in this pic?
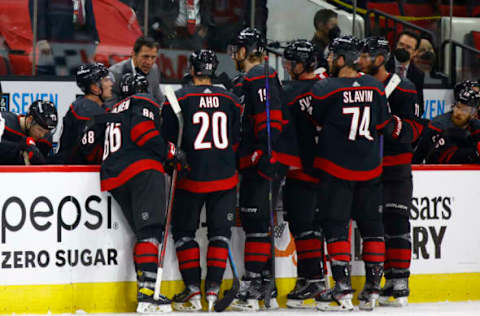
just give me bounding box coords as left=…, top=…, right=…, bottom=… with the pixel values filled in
left=162, top=85, right=242, bottom=193
left=383, top=74, right=419, bottom=166
left=283, top=76, right=325, bottom=183
left=235, top=63, right=301, bottom=171
left=310, top=74, right=420, bottom=181
left=100, top=93, right=170, bottom=191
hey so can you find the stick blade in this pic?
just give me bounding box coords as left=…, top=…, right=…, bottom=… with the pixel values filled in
left=164, top=85, right=181, bottom=115
left=264, top=279, right=274, bottom=308
left=213, top=277, right=240, bottom=312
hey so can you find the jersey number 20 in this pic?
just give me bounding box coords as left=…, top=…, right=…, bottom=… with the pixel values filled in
left=193, top=111, right=228, bottom=150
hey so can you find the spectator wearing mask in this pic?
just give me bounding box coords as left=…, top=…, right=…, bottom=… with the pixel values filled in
left=386, top=31, right=425, bottom=117
left=311, top=9, right=340, bottom=60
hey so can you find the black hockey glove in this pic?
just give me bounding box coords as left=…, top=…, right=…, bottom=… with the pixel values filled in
left=164, top=142, right=190, bottom=178
left=18, top=137, right=46, bottom=165
left=443, top=127, right=472, bottom=147
left=251, top=149, right=277, bottom=180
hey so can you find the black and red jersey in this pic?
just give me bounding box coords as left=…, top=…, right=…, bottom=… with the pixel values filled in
left=0, top=111, right=53, bottom=164
left=309, top=74, right=421, bottom=181
left=383, top=74, right=419, bottom=166
left=413, top=112, right=480, bottom=164
left=162, top=85, right=242, bottom=193
left=56, top=97, right=107, bottom=164
left=100, top=93, right=169, bottom=192
left=233, top=63, right=301, bottom=172
left=283, top=77, right=325, bottom=184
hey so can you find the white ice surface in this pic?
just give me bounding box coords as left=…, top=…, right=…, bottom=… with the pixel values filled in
left=66, top=301, right=480, bottom=316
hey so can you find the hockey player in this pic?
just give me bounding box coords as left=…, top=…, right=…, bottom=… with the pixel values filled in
left=55, top=63, right=112, bottom=164
left=100, top=73, right=188, bottom=313
left=0, top=100, right=57, bottom=164
left=161, top=50, right=242, bottom=312
left=308, top=35, right=422, bottom=311
left=413, top=82, right=480, bottom=164
left=281, top=39, right=329, bottom=309
left=358, top=36, right=420, bottom=307
left=228, top=27, right=301, bottom=311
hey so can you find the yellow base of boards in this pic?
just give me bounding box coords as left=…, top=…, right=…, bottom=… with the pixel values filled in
left=1, top=273, right=479, bottom=313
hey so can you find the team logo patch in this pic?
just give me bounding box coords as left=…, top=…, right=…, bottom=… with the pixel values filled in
left=141, top=211, right=150, bottom=221
left=227, top=212, right=234, bottom=221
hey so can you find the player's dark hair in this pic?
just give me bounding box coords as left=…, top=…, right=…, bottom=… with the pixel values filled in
left=314, top=9, right=338, bottom=30
left=397, top=30, right=421, bottom=50
left=133, top=36, right=160, bottom=54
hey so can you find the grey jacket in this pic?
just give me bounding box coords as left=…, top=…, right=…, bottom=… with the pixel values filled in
left=108, top=58, right=164, bottom=106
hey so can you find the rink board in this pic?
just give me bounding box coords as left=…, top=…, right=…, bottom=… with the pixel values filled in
left=0, top=165, right=479, bottom=313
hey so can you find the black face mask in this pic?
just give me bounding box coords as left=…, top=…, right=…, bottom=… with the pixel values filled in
left=394, top=48, right=410, bottom=63
left=328, top=25, right=341, bottom=41
left=420, top=51, right=435, bottom=61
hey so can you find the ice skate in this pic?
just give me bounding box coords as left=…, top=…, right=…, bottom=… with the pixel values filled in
left=379, top=278, right=409, bottom=307
left=230, top=277, right=262, bottom=311
left=205, top=282, right=220, bottom=312
left=358, top=286, right=380, bottom=311
left=358, top=263, right=382, bottom=310
left=286, top=278, right=327, bottom=309
left=136, top=287, right=172, bottom=313
left=260, top=272, right=279, bottom=310
left=172, top=284, right=202, bottom=312
left=316, top=281, right=354, bottom=311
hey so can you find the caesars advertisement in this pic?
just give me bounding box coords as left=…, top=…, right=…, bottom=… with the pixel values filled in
left=1, top=167, right=479, bottom=286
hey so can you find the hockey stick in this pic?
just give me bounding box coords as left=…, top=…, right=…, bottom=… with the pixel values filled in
left=23, top=151, right=31, bottom=165
left=153, top=85, right=184, bottom=300
left=213, top=245, right=241, bottom=312
left=263, top=55, right=276, bottom=309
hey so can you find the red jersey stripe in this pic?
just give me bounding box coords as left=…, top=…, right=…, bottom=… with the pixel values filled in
left=313, top=157, right=382, bottom=181
left=383, top=153, right=413, bottom=166
left=130, top=120, right=155, bottom=141
left=176, top=173, right=238, bottom=193
left=136, top=130, right=160, bottom=147
left=100, top=159, right=165, bottom=191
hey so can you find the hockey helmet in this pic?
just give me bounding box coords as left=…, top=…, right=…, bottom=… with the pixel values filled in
left=455, top=86, right=480, bottom=109
left=454, top=80, right=480, bottom=101
left=228, top=27, right=266, bottom=57
left=189, top=49, right=219, bottom=77
left=328, top=35, right=363, bottom=66
left=76, top=63, right=109, bottom=94
left=362, top=36, right=391, bottom=61
left=120, top=73, right=149, bottom=97
left=28, top=100, right=58, bottom=131
left=283, top=39, right=317, bottom=72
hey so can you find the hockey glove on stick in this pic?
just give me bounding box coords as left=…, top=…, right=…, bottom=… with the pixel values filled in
left=164, top=142, right=190, bottom=178
left=251, top=149, right=277, bottom=180
left=19, top=137, right=46, bottom=165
